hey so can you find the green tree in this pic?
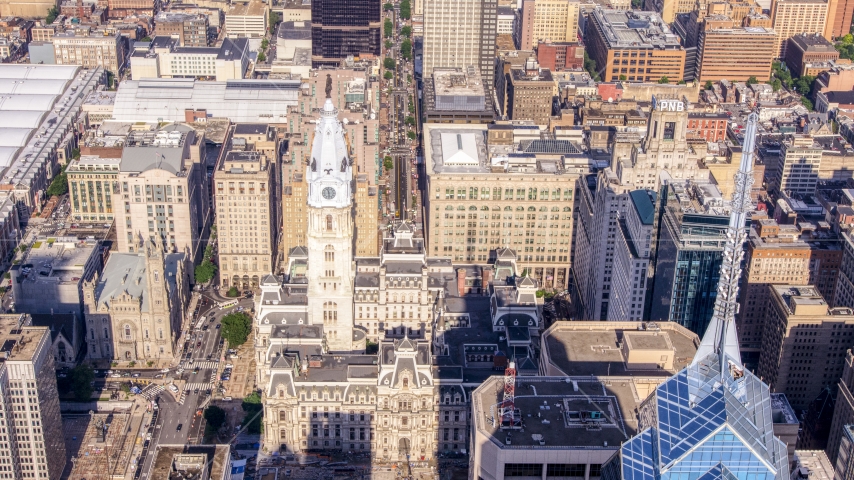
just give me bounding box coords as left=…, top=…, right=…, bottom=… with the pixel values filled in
left=405, top=116, right=415, bottom=126
left=704, top=80, right=714, bottom=90
left=384, top=57, right=396, bottom=70
left=71, top=364, right=94, bottom=401
left=45, top=5, right=59, bottom=24
left=46, top=169, right=68, bottom=197
left=384, top=2, right=394, bottom=10
left=407, top=131, right=416, bottom=140
left=268, top=11, right=279, bottom=34
left=401, top=25, right=412, bottom=38
left=801, top=96, right=814, bottom=110
left=221, top=312, right=252, bottom=346
left=204, top=405, right=227, bottom=431
left=399, top=0, right=411, bottom=19
left=385, top=40, right=393, bottom=49
left=384, top=71, right=393, bottom=80
left=241, top=391, right=263, bottom=434
left=140, top=36, right=152, bottom=42
left=400, top=39, right=412, bottom=60
left=383, top=156, right=394, bottom=171
left=226, top=286, right=240, bottom=297
left=365, top=339, right=379, bottom=354
left=257, top=52, right=266, bottom=63
left=583, top=52, right=599, bottom=81
left=658, top=76, right=670, bottom=84
left=842, top=33, right=854, bottom=44
left=384, top=18, right=393, bottom=37
left=619, top=74, right=627, bottom=81
left=746, top=75, right=759, bottom=85
left=770, top=78, right=782, bottom=91
left=71, top=148, right=81, bottom=160
left=794, top=75, right=815, bottom=96
left=194, top=260, right=217, bottom=284
left=260, top=38, right=268, bottom=50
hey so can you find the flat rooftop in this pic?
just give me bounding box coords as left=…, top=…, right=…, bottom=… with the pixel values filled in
left=473, top=376, right=642, bottom=449
left=63, top=413, right=137, bottom=480
left=543, top=321, right=699, bottom=376
left=228, top=0, right=266, bottom=17
left=151, top=445, right=229, bottom=480
left=591, top=8, right=683, bottom=50
left=82, top=90, right=116, bottom=106
left=0, top=314, right=46, bottom=362
left=432, top=67, right=485, bottom=98
left=17, top=237, right=97, bottom=283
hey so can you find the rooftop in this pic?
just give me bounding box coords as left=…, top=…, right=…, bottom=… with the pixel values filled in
left=0, top=314, right=48, bottom=362
left=789, top=33, right=836, bottom=53
left=15, top=237, right=98, bottom=284
left=228, top=0, right=267, bottom=17
left=543, top=321, right=699, bottom=376
left=277, top=20, right=310, bottom=40
left=591, top=8, right=684, bottom=50
left=151, top=445, right=229, bottom=480
left=773, top=285, right=831, bottom=316
left=82, top=90, right=116, bottom=106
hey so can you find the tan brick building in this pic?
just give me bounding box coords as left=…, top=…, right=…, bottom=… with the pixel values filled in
left=758, top=284, right=854, bottom=409
left=214, top=124, right=280, bottom=289
left=696, top=23, right=777, bottom=82
left=503, top=60, right=555, bottom=125
left=515, top=0, right=580, bottom=51
left=52, top=29, right=126, bottom=75
left=771, top=0, right=829, bottom=58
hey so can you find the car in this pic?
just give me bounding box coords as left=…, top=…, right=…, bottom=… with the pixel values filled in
left=202, top=325, right=208, bottom=331
left=197, top=341, right=202, bottom=347
left=193, top=367, right=199, bottom=374
left=143, top=440, right=150, bottom=448
left=225, top=364, right=234, bottom=368
left=122, top=372, right=130, bottom=377
left=154, top=374, right=164, bottom=379
left=111, top=373, right=121, bottom=378
left=215, top=324, right=221, bottom=329
left=160, top=368, right=170, bottom=373
left=176, top=424, right=183, bottom=431
left=169, top=384, right=179, bottom=393
left=146, top=433, right=152, bottom=440
left=131, top=373, right=141, bottom=378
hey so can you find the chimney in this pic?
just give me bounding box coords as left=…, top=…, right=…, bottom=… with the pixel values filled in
left=457, top=268, right=466, bottom=296
left=482, top=268, right=493, bottom=292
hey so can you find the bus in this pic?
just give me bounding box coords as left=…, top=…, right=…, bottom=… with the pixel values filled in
left=218, top=299, right=238, bottom=309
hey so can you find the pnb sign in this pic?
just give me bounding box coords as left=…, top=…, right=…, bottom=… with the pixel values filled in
left=652, top=95, right=684, bottom=112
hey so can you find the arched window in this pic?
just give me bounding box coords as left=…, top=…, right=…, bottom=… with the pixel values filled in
left=326, top=215, right=333, bottom=231
left=124, top=325, right=131, bottom=339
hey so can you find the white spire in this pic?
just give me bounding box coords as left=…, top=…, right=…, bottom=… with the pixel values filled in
left=692, top=112, right=759, bottom=368
left=306, top=96, right=352, bottom=209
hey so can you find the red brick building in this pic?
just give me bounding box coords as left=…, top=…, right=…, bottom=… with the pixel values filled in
left=536, top=41, right=584, bottom=72
left=687, top=112, right=729, bottom=142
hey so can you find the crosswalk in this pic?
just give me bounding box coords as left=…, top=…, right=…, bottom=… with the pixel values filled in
left=182, top=361, right=219, bottom=370
left=140, top=384, right=164, bottom=400
left=178, top=390, right=186, bottom=405
left=184, top=382, right=213, bottom=392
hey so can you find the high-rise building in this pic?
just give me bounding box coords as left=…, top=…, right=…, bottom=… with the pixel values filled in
left=422, top=0, right=496, bottom=81
left=585, top=8, right=686, bottom=83
left=423, top=124, right=579, bottom=290
left=214, top=124, right=280, bottom=290
left=737, top=220, right=811, bottom=360
left=225, top=0, right=269, bottom=38
left=771, top=0, right=829, bottom=58
left=771, top=135, right=823, bottom=195
left=786, top=34, right=839, bottom=78
left=834, top=424, right=854, bottom=479
left=113, top=124, right=210, bottom=262
left=0, top=315, right=66, bottom=480
left=281, top=173, right=308, bottom=267
left=647, top=181, right=729, bottom=335
left=696, top=24, right=777, bottom=82
left=607, top=190, right=655, bottom=321
left=310, top=0, right=380, bottom=66
left=52, top=29, right=126, bottom=75
left=834, top=232, right=854, bottom=310
left=515, top=0, right=580, bottom=51
left=154, top=12, right=210, bottom=46
left=825, top=0, right=854, bottom=39
left=644, top=0, right=696, bottom=23
left=757, top=285, right=854, bottom=409
left=503, top=59, right=555, bottom=125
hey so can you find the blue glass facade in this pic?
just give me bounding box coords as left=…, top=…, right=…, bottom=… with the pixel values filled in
left=603, top=353, right=789, bottom=480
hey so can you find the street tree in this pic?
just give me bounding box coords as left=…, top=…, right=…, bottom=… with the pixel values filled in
left=221, top=312, right=252, bottom=346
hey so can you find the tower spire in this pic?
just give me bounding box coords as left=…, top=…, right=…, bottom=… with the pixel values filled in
left=692, top=112, right=759, bottom=368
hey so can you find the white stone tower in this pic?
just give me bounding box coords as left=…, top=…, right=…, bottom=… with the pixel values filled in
left=306, top=77, right=355, bottom=352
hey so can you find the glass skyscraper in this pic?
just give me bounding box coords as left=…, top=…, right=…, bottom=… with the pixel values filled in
left=311, top=0, right=381, bottom=66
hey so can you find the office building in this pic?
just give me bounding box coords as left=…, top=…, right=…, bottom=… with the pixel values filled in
left=607, top=190, right=655, bottom=321
left=10, top=236, right=103, bottom=317
left=502, top=59, right=555, bottom=125
left=771, top=135, right=822, bottom=195
left=154, top=12, right=210, bottom=46
left=277, top=0, right=311, bottom=21
left=52, top=29, right=126, bottom=75
left=114, top=124, right=210, bottom=261
left=585, top=8, right=686, bottom=83
left=214, top=124, right=280, bottom=290
left=497, top=6, right=514, bottom=35
left=771, top=0, right=829, bottom=58
left=696, top=25, right=776, bottom=82
left=67, top=156, right=119, bottom=223
left=834, top=425, right=854, bottom=480
left=758, top=285, right=854, bottom=409
left=536, top=41, right=584, bottom=72
left=737, top=220, right=811, bottom=359
left=825, top=0, right=854, bottom=39
left=310, top=0, right=381, bottom=66
left=225, top=0, right=268, bottom=38
left=515, top=0, right=580, bottom=51
left=422, top=0, right=496, bottom=81
left=786, top=34, right=839, bottom=77
left=423, top=124, right=579, bottom=290
left=130, top=36, right=250, bottom=81
left=83, top=238, right=189, bottom=362
left=0, top=315, right=66, bottom=480
left=644, top=0, right=696, bottom=23
left=422, top=66, right=495, bottom=124
left=834, top=232, right=854, bottom=311
left=647, top=182, right=730, bottom=335
left=281, top=174, right=308, bottom=268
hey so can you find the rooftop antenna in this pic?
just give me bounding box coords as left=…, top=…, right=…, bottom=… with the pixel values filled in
left=692, top=112, right=759, bottom=369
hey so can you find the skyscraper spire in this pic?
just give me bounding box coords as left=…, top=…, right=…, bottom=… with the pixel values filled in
left=692, top=112, right=759, bottom=368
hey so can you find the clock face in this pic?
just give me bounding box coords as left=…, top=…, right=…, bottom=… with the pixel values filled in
left=322, top=187, right=336, bottom=200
